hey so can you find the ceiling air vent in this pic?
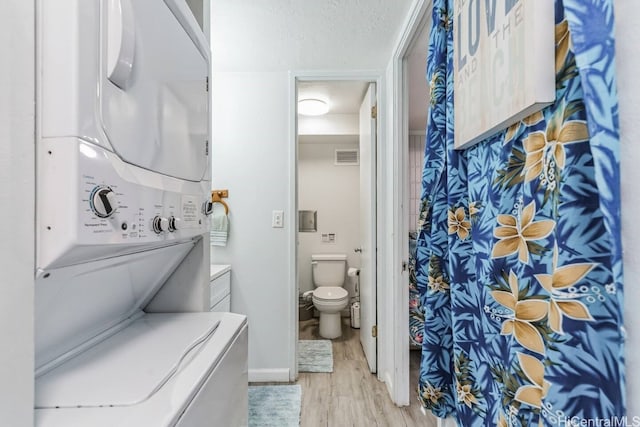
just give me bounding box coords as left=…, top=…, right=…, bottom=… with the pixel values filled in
left=335, top=149, right=359, bottom=166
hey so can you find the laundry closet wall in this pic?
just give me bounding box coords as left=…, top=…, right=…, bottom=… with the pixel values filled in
left=208, top=1, right=413, bottom=382
left=210, top=71, right=292, bottom=380
left=0, top=1, right=35, bottom=424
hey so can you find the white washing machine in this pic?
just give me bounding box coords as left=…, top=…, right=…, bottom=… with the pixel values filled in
left=34, top=1, right=248, bottom=425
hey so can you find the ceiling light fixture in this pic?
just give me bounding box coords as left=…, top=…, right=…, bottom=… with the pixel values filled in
left=298, top=98, right=330, bottom=116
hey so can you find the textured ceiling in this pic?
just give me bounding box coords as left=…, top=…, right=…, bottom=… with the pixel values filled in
left=211, top=0, right=414, bottom=72
left=210, top=0, right=431, bottom=133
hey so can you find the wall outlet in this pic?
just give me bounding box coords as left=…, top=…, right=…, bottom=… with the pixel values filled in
left=272, top=210, right=284, bottom=228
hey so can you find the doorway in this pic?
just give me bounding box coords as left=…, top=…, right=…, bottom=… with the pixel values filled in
left=404, top=19, right=431, bottom=408
left=291, top=75, right=380, bottom=378
left=385, top=0, right=432, bottom=407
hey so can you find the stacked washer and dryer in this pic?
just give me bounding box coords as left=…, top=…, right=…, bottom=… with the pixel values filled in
left=34, top=1, right=248, bottom=425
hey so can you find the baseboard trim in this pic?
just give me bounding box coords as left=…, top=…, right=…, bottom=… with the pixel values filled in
left=248, top=368, right=291, bottom=383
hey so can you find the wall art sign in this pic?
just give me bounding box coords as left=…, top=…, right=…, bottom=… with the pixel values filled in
left=453, top=0, right=555, bottom=149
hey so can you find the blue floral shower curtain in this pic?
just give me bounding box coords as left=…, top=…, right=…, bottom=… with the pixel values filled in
left=415, top=0, right=625, bottom=425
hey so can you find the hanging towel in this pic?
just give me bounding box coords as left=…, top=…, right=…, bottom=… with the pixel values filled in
left=210, top=203, right=229, bottom=247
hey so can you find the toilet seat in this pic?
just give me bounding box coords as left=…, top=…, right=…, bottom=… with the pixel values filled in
left=312, top=287, right=348, bottom=301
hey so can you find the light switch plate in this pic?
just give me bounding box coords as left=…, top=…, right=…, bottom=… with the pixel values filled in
left=272, top=210, right=284, bottom=228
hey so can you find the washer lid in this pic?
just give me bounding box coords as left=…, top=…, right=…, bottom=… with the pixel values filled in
left=313, top=287, right=348, bottom=300
left=34, top=312, right=248, bottom=427
left=35, top=314, right=226, bottom=408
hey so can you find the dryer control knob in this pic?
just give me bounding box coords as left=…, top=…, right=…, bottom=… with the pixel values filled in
left=90, top=186, right=117, bottom=218
left=152, top=216, right=169, bottom=234
left=168, top=216, right=181, bottom=232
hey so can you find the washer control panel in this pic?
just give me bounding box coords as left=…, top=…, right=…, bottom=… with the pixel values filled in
left=37, top=139, right=212, bottom=269
left=80, top=175, right=206, bottom=241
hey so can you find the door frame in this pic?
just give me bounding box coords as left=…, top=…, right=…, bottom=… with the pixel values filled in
left=388, top=0, right=432, bottom=406
left=288, top=71, right=384, bottom=380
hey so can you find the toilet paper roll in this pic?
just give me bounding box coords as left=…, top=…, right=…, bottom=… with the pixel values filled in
left=347, top=267, right=360, bottom=277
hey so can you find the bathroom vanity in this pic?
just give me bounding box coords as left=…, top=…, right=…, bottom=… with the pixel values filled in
left=210, top=264, right=232, bottom=312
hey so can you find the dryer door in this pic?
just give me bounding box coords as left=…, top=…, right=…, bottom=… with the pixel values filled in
left=100, top=0, right=208, bottom=182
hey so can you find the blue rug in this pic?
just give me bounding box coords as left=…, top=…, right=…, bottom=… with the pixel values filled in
left=248, top=385, right=301, bottom=427
left=298, top=340, right=333, bottom=373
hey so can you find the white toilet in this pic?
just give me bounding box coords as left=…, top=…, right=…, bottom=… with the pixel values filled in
left=311, top=254, right=350, bottom=339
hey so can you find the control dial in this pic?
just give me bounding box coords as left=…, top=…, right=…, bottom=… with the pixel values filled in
left=152, top=216, right=169, bottom=234
left=90, top=186, right=117, bottom=218
left=168, top=216, right=181, bottom=232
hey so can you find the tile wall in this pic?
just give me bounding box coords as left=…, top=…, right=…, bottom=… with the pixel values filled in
left=409, top=133, right=426, bottom=232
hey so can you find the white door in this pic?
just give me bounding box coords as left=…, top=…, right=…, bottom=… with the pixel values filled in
left=359, top=83, right=377, bottom=373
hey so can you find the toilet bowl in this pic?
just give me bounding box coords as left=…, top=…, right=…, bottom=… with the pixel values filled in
left=310, top=254, right=349, bottom=339
left=312, top=287, right=349, bottom=339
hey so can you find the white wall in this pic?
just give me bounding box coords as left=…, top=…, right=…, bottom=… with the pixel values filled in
left=615, top=0, right=640, bottom=414
left=0, top=1, right=35, bottom=424
left=209, top=0, right=412, bottom=385
left=298, top=114, right=359, bottom=136
left=210, top=71, right=293, bottom=381
left=297, top=141, right=360, bottom=297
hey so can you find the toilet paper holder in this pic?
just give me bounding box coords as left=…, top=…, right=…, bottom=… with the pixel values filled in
left=348, top=268, right=360, bottom=301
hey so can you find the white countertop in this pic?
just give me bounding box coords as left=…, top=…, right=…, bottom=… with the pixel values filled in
left=210, top=264, right=231, bottom=281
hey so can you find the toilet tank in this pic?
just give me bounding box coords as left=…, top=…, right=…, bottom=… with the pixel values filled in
left=311, top=254, right=347, bottom=287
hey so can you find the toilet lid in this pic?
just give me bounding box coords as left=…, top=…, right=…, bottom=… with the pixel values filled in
left=313, top=287, right=348, bottom=301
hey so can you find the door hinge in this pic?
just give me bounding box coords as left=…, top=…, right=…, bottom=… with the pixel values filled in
left=206, top=76, right=209, bottom=92
left=205, top=139, right=209, bottom=156
left=402, top=261, right=408, bottom=272
left=371, top=105, right=377, bottom=119
left=372, top=325, right=378, bottom=338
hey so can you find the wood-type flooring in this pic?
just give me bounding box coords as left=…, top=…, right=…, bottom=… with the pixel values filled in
left=295, top=318, right=438, bottom=427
